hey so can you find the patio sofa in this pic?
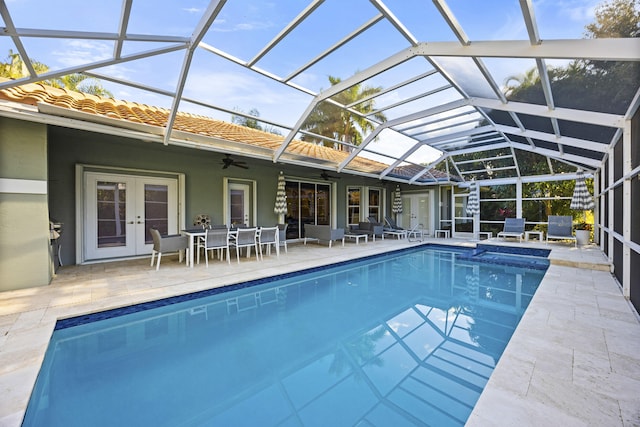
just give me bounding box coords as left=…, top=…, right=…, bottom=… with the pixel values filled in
left=349, top=222, right=385, bottom=241
left=304, top=224, right=345, bottom=248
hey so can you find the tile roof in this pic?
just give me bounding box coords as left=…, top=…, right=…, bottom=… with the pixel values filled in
left=0, top=79, right=449, bottom=181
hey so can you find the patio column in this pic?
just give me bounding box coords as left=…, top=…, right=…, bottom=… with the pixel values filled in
left=516, top=178, right=523, bottom=220
left=622, top=119, right=631, bottom=298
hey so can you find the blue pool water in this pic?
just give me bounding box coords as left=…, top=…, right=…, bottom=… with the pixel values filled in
left=23, top=245, right=548, bottom=427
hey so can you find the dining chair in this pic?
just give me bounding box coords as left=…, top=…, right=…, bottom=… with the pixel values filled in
left=276, top=223, right=288, bottom=253
left=149, top=228, right=189, bottom=271
left=199, top=227, right=231, bottom=267
left=230, top=227, right=259, bottom=263
left=258, top=226, right=280, bottom=259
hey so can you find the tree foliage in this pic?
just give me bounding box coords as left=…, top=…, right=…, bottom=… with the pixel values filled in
left=0, top=50, right=113, bottom=97
left=475, top=0, right=634, bottom=228
left=505, top=0, right=639, bottom=115
left=231, top=107, right=282, bottom=135
left=301, top=75, right=386, bottom=150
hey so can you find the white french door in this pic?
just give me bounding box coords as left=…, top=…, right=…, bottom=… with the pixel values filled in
left=228, top=183, right=251, bottom=227
left=84, top=172, right=178, bottom=260
left=401, top=191, right=435, bottom=235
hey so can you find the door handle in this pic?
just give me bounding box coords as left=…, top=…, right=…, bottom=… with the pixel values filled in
left=137, top=221, right=144, bottom=224
left=127, top=221, right=134, bottom=224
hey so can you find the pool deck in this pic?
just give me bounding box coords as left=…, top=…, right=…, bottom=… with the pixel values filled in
left=1, top=237, right=639, bottom=426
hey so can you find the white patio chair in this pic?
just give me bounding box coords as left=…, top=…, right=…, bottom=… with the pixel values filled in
left=277, top=223, right=288, bottom=253
left=258, top=226, right=279, bottom=259
left=546, top=215, right=577, bottom=247
left=199, top=227, right=231, bottom=267
left=497, top=218, right=525, bottom=242
left=149, top=228, right=189, bottom=271
left=230, top=227, right=260, bottom=263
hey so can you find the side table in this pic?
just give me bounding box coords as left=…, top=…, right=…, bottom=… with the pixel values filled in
left=435, top=229, right=450, bottom=238
left=525, top=230, right=544, bottom=242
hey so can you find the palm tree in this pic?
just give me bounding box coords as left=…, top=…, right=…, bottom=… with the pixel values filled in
left=0, top=50, right=48, bottom=79
left=0, top=50, right=113, bottom=98
left=301, top=75, right=386, bottom=150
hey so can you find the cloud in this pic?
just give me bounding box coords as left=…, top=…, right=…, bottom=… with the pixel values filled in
left=212, top=20, right=274, bottom=32
left=184, top=70, right=311, bottom=123
left=183, top=7, right=201, bottom=14
left=52, top=40, right=112, bottom=68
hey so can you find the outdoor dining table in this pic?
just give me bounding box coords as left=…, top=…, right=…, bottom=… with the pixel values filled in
left=181, top=227, right=259, bottom=267
left=181, top=228, right=207, bottom=268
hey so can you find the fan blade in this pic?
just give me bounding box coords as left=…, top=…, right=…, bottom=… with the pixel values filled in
left=233, top=163, right=249, bottom=169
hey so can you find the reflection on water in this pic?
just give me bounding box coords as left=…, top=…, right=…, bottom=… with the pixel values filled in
left=24, top=248, right=546, bottom=427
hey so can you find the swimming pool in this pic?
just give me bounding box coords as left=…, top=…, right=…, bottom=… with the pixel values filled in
left=23, top=245, right=548, bottom=426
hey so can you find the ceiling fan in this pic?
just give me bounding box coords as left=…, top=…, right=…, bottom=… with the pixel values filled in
left=221, top=154, right=248, bottom=169
left=320, top=171, right=340, bottom=180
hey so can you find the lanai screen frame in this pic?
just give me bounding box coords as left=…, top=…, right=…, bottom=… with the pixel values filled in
left=0, top=0, right=638, bottom=305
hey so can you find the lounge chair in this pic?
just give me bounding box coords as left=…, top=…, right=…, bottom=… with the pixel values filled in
left=384, top=215, right=404, bottom=231
left=497, top=218, right=525, bottom=242
left=546, top=215, right=577, bottom=247
left=383, top=215, right=407, bottom=239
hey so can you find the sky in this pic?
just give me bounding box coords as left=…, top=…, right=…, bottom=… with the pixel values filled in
left=0, top=0, right=605, bottom=164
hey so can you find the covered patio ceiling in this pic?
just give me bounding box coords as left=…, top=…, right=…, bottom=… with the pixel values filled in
left=0, top=0, right=638, bottom=184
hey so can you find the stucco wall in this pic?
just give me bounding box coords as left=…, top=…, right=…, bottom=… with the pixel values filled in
left=0, top=117, right=51, bottom=291
left=47, top=125, right=396, bottom=265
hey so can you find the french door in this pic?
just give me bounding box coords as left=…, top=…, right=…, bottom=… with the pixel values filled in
left=84, top=172, right=178, bottom=260
left=228, top=183, right=251, bottom=226
left=401, top=191, right=435, bottom=234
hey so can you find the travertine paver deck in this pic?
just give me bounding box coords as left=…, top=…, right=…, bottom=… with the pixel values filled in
left=0, top=238, right=638, bottom=426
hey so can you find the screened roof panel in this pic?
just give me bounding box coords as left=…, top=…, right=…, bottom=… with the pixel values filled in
left=556, top=119, right=617, bottom=144
left=364, top=128, right=420, bottom=160
left=375, top=87, right=463, bottom=122
left=127, top=2, right=201, bottom=36
left=514, top=150, right=551, bottom=176
left=431, top=56, right=499, bottom=99
left=515, top=113, right=555, bottom=134
left=379, top=0, right=459, bottom=42
left=445, top=0, right=528, bottom=41
left=405, top=144, right=445, bottom=165
left=483, top=108, right=519, bottom=128
left=5, top=0, right=120, bottom=32
left=203, top=1, right=305, bottom=60
left=0, top=0, right=637, bottom=185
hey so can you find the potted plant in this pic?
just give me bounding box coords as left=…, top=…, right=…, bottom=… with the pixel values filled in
left=574, top=222, right=592, bottom=245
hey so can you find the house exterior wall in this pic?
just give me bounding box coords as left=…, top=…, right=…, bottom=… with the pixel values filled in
left=47, top=125, right=395, bottom=266
left=0, top=117, right=51, bottom=291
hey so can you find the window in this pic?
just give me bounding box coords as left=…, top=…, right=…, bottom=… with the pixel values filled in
left=347, top=186, right=384, bottom=225
left=368, top=188, right=381, bottom=222
left=348, top=187, right=360, bottom=225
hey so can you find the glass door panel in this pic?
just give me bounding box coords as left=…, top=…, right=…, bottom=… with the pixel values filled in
left=228, top=183, right=250, bottom=227
left=143, top=184, right=169, bottom=242
left=97, top=181, right=127, bottom=248
left=299, top=182, right=316, bottom=233
left=316, top=184, right=330, bottom=225
left=285, top=181, right=300, bottom=239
